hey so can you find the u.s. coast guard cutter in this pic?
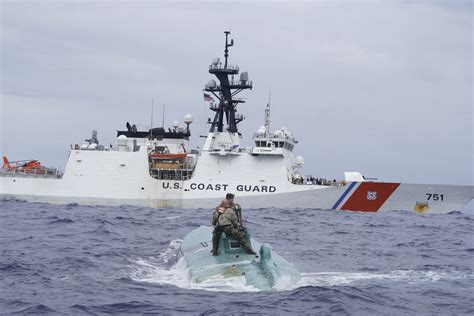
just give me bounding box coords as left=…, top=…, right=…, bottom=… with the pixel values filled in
left=1, top=32, right=473, bottom=213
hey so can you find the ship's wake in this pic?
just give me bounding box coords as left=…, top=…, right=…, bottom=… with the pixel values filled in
left=295, top=270, right=471, bottom=288
left=129, top=240, right=471, bottom=292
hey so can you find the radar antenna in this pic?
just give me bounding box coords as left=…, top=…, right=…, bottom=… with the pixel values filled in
left=265, top=91, right=271, bottom=140
left=204, top=31, right=253, bottom=134
left=224, top=31, right=234, bottom=68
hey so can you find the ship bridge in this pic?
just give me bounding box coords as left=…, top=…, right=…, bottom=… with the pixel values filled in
left=253, top=127, right=298, bottom=153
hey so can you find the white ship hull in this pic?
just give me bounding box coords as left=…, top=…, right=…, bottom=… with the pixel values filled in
left=1, top=146, right=472, bottom=213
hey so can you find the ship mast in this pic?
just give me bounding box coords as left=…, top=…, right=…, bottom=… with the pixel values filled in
left=265, top=91, right=271, bottom=140
left=204, top=31, right=253, bottom=134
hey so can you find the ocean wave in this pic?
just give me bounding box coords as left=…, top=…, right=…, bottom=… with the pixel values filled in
left=12, top=304, right=56, bottom=314
left=1, top=200, right=473, bottom=314
left=49, top=218, right=75, bottom=224
left=0, top=262, right=31, bottom=273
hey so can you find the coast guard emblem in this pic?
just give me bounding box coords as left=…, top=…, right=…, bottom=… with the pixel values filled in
left=367, top=191, right=377, bottom=201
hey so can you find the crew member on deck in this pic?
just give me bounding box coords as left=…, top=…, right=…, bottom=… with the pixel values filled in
left=211, top=199, right=256, bottom=256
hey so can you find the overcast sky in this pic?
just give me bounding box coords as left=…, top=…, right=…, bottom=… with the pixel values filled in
left=1, top=0, right=472, bottom=185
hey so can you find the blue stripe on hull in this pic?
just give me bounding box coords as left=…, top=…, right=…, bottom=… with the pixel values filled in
left=332, top=181, right=357, bottom=210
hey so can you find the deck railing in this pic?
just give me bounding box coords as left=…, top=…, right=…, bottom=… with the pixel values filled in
left=0, top=168, right=63, bottom=179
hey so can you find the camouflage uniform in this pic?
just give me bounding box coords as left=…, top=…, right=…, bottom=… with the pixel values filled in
left=211, top=207, right=255, bottom=255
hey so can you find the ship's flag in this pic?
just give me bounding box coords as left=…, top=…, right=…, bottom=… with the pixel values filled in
left=203, top=93, right=213, bottom=102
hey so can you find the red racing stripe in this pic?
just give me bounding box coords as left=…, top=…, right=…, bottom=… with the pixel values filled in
left=340, top=182, right=400, bottom=212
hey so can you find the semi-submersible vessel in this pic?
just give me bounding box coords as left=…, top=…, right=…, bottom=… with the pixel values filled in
left=1, top=32, right=472, bottom=213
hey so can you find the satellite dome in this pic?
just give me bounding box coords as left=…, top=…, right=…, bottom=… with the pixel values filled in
left=206, top=79, right=217, bottom=89
left=295, top=156, right=304, bottom=166
left=274, top=130, right=284, bottom=138
left=173, top=121, right=180, bottom=128
left=184, top=114, right=193, bottom=124
left=117, top=135, right=128, bottom=147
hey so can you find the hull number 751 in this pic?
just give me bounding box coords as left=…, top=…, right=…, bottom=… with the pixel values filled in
left=426, top=193, right=444, bottom=201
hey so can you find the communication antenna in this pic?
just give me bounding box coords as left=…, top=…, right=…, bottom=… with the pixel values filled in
left=150, top=99, right=154, bottom=139
left=224, top=30, right=234, bottom=68
left=204, top=31, right=252, bottom=134
left=162, top=104, right=166, bottom=128
left=265, top=90, right=271, bottom=139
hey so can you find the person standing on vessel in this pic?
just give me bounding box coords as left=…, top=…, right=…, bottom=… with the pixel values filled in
left=211, top=199, right=256, bottom=256
left=225, top=193, right=243, bottom=228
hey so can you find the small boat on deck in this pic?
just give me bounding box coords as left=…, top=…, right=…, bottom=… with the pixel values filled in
left=149, top=153, right=187, bottom=160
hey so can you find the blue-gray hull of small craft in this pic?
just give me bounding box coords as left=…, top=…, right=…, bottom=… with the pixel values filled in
left=179, top=226, right=301, bottom=291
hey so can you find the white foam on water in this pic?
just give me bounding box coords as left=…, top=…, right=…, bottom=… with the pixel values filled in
left=155, top=215, right=181, bottom=221
left=130, top=241, right=471, bottom=292
left=131, top=259, right=469, bottom=292
left=294, top=270, right=472, bottom=288
left=129, top=257, right=260, bottom=292
left=158, top=239, right=182, bottom=264
left=273, top=274, right=299, bottom=291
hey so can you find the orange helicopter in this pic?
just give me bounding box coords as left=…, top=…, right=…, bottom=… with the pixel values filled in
left=2, top=156, right=47, bottom=174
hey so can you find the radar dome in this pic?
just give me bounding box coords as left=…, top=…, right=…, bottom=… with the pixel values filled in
left=184, top=114, right=193, bottom=124
left=173, top=121, right=180, bottom=128
left=274, top=130, right=284, bottom=138
left=206, top=79, right=217, bottom=89
left=117, top=135, right=128, bottom=147
left=295, top=156, right=304, bottom=166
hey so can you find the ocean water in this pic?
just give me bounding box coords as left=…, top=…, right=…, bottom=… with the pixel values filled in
left=0, top=200, right=473, bottom=315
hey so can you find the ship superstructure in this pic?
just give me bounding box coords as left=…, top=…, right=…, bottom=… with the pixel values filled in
left=1, top=32, right=472, bottom=213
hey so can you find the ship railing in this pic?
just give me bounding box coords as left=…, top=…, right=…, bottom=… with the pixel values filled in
left=300, top=176, right=346, bottom=186
left=149, top=167, right=195, bottom=172
left=1, top=168, right=63, bottom=179
left=148, top=168, right=194, bottom=181
left=226, top=80, right=253, bottom=87
left=209, top=64, right=239, bottom=72
left=154, top=169, right=194, bottom=177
